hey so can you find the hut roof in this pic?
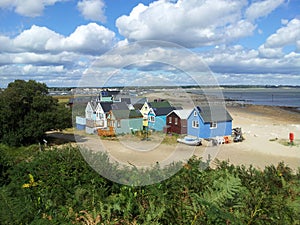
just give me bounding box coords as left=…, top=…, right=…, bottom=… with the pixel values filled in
left=169, top=109, right=192, bottom=119
left=112, top=110, right=143, bottom=120
left=148, top=101, right=172, bottom=108
left=195, top=106, right=233, bottom=123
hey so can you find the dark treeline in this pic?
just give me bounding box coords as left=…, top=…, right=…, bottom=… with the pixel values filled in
left=0, top=80, right=72, bottom=146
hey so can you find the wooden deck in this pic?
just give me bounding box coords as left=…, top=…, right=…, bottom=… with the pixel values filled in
left=97, top=126, right=115, bottom=137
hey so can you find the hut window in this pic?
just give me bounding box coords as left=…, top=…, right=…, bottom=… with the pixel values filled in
left=175, top=117, right=178, bottom=125
left=194, top=111, right=197, bottom=116
left=210, top=122, right=217, bottom=129
left=192, top=120, right=199, bottom=128
left=169, top=117, right=172, bottom=124
left=150, top=116, right=155, bottom=122
left=117, top=120, right=121, bottom=128
left=110, top=121, right=115, bottom=127
left=87, top=112, right=92, bottom=119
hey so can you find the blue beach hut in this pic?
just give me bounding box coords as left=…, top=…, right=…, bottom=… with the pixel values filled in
left=187, top=106, right=232, bottom=139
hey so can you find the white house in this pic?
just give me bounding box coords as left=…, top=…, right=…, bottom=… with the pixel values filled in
left=85, top=101, right=107, bottom=134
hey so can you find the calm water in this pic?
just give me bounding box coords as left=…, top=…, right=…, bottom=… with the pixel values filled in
left=190, top=88, right=300, bottom=108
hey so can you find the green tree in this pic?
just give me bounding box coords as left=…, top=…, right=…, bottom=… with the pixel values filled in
left=0, top=80, right=71, bottom=146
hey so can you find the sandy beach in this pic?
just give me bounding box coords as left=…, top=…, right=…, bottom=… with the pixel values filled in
left=211, top=104, right=300, bottom=170
left=72, top=90, right=300, bottom=172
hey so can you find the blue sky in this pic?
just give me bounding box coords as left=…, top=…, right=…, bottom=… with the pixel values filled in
left=0, top=0, right=300, bottom=87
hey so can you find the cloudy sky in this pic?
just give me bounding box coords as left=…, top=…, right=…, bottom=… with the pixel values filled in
left=0, top=0, right=300, bottom=87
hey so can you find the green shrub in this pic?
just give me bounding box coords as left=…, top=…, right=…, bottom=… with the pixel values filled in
left=0, top=145, right=299, bottom=224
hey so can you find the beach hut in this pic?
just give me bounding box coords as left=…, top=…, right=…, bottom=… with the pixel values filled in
left=166, top=109, right=192, bottom=134
left=148, top=106, right=174, bottom=131
left=108, top=109, right=143, bottom=135
left=84, top=101, right=129, bottom=134
left=140, top=100, right=173, bottom=131
left=75, top=116, right=86, bottom=130
left=187, top=106, right=232, bottom=139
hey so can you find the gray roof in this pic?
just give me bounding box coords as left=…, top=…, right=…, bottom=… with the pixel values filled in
left=120, top=97, right=131, bottom=104
left=69, top=96, right=92, bottom=104
left=118, top=96, right=147, bottom=105
left=148, top=101, right=172, bottom=108
left=153, top=107, right=175, bottom=116
left=133, top=103, right=144, bottom=110
left=111, top=102, right=129, bottom=110
left=100, top=102, right=113, bottom=113
left=99, top=101, right=129, bottom=113
left=168, top=109, right=192, bottom=119
left=195, top=106, right=232, bottom=123
left=112, top=110, right=143, bottom=119
left=89, top=101, right=98, bottom=111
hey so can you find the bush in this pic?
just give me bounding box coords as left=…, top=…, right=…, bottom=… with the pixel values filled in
left=0, top=145, right=299, bottom=224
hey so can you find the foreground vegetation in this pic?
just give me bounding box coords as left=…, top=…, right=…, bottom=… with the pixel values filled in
left=0, top=144, right=299, bottom=224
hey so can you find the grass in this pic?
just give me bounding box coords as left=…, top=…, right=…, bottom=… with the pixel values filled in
left=162, top=133, right=179, bottom=145
left=277, top=138, right=300, bottom=147
left=53, top=95, right=73, bottom=103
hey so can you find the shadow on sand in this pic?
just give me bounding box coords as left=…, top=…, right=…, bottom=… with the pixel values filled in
left=46, top=131, right=87, bottom=145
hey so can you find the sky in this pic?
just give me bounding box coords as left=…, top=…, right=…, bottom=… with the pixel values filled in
left=0, top=0, right=300, bottom=87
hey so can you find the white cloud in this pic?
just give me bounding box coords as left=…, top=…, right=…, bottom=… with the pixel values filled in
left=245, top=0, right=285, bottom=21
left=116, top=0, right=288, bottom=48
left=13, top=25, right=63, bottom=52
left=22, top=64, right=65, bottom=74
left=0, top=1, right=299, bottom=86
left=297, top=40, right=300, bottom=52
left=0, top=22, right=117, bottom=87
left=264, top=19, right=300, bottom=48
left=203, top=44, right=300, bottom=76
left=0, top=36, right=14, bottom=52
left=0, top=62, right=86, bottom=87
left=214, top=72, right=300, bottom=85
left=10, top=52, right=68, bottom=65
left=258, top=45, right=283, bottom=58
left=89, top=40, right=300, bottom=81
left=77, top=0, right=106, bottom=22
left=63, top=23, right=115, bottom=54
left=0, top=0, right=65, bottom=17
left=93, top=41, right=210, bottom=73
left=0, top=0, right=12, bottom=8
left=224, top=20, right=256, bottom=40
left=255, top=18, right=300, bottom=59
left=116, top=0, right=251, bottom=47
left=3, top=23, right=116, bottom=56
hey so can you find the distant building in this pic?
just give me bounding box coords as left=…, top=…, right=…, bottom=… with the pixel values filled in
left=67, top=96, right=92, bottom=108
left=99, top=89, right=120, bottom=102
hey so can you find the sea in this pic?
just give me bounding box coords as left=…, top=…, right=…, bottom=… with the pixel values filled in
left=188, top=87, right=300, bottom=109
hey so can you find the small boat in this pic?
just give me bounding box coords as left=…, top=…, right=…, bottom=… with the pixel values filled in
left=177, top=136, right=202, bottom=146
